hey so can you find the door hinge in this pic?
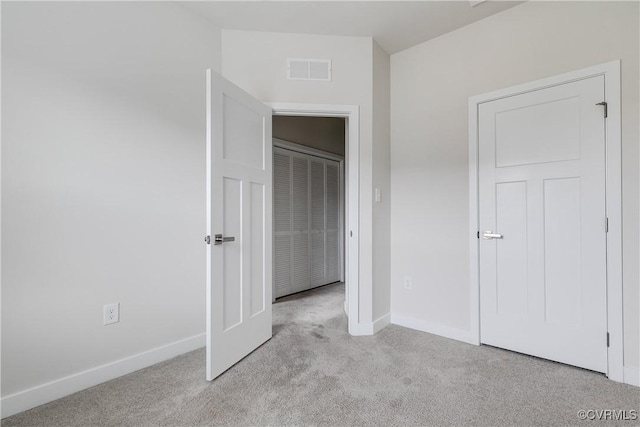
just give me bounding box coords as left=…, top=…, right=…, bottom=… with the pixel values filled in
left=596, top=101, right=608, bottom=118
left=204, top=235, right=211, bottom=245
left=606, top=332, right=610, bottom=347
left=477, top=231, right=480, bottom=239
left=605, top=217, right=609, bottom=233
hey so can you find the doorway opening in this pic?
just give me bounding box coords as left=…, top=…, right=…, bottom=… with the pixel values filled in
left=269, top=103, right=360, bottom=335
left=272, top=115, right=345, bottom=301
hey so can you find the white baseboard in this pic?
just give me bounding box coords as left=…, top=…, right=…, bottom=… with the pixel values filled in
left=1, top=333, right=205, bottom=419
left=372, top=313, right=391, bottom=334
left=349, top=313, right=391, bottom=336
left=391, top=313, right=475, bottom=345
left=624, top=366, right=640, bottom=387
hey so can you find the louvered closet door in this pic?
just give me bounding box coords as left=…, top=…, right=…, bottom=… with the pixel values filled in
left=310, top=158, right=326, bottom=288
left=291, top=154, right=310, bottom=294
left=273, top=145, right=342, bottom=298
left=273, top=151, right=291, bottom=298
left=325, top=160, right=341, bottom=283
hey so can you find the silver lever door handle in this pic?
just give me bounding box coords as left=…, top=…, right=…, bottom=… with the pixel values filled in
left=482, top=231, right=503, bottom=240
left=214, top=234, right=235, bottom=245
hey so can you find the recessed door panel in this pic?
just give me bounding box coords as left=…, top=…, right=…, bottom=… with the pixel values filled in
left=250, top=182, right=265, bottom=317
left=495, top=96, right=580, bottom=167
left=495, top=181, right=528, bottom=318
left=543, top=177, right=582, bottom=327
left=223, top=95, right=264, bottom=170
left=222, top=178, right=242, bottom=331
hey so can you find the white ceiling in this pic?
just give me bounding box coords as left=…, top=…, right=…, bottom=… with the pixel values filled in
left=180, top=1, right=523, bottom=54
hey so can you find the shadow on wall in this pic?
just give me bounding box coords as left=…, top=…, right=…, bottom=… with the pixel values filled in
left=273, top=115, right=345, bottom=156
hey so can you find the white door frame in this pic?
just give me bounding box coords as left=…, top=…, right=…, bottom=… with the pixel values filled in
left=468, top=60, right=623, bottom=382
left=268, top=103, right=361, bottom=336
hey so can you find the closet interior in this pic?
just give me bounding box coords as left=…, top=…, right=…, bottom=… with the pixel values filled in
left=272, top=116, right=345, bottom=299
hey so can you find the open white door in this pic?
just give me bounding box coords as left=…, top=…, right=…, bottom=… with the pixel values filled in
left=206, top=69, right=272, bottom=381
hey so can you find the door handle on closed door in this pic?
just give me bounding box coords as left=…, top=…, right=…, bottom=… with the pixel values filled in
left=482, top=231, right=503, bottom=240
left=214, top=234, right=235, bottom=245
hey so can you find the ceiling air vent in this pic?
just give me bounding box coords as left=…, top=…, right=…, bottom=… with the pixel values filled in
left=287, top=58, right=332, bottom=81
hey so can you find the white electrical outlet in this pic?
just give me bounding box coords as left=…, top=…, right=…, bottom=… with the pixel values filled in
left=403, top=276, right=412, bottom=290
left=103, top=303, right=120, bottom=325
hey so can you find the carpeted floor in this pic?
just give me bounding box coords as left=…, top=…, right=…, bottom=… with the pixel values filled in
left=3, top=282, right=639, bottom=426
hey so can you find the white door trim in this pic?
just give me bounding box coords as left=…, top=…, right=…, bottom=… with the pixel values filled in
left=268, top=103, right=363, bottom=336
left=468, top=60, right=623, bottom=383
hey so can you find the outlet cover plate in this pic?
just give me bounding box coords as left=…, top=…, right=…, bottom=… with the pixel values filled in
left=103, top=303, right=120, bottom=325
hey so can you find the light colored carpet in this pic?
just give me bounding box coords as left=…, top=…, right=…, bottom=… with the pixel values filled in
left=3, top=282, right=638, bottom=426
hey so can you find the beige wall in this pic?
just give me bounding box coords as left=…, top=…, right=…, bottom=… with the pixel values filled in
left=390, top=1, right=639, bottom=372
left=273, top=116, right=345, bottom=156
left=221, top=30, right=389, bottom=326
left=2, top=1, right=221, bottom=405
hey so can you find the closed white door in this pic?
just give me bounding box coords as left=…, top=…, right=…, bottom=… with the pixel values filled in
left=479, top=75, right=607, bottom=372
left=206, top=69, right=272, bottom=380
